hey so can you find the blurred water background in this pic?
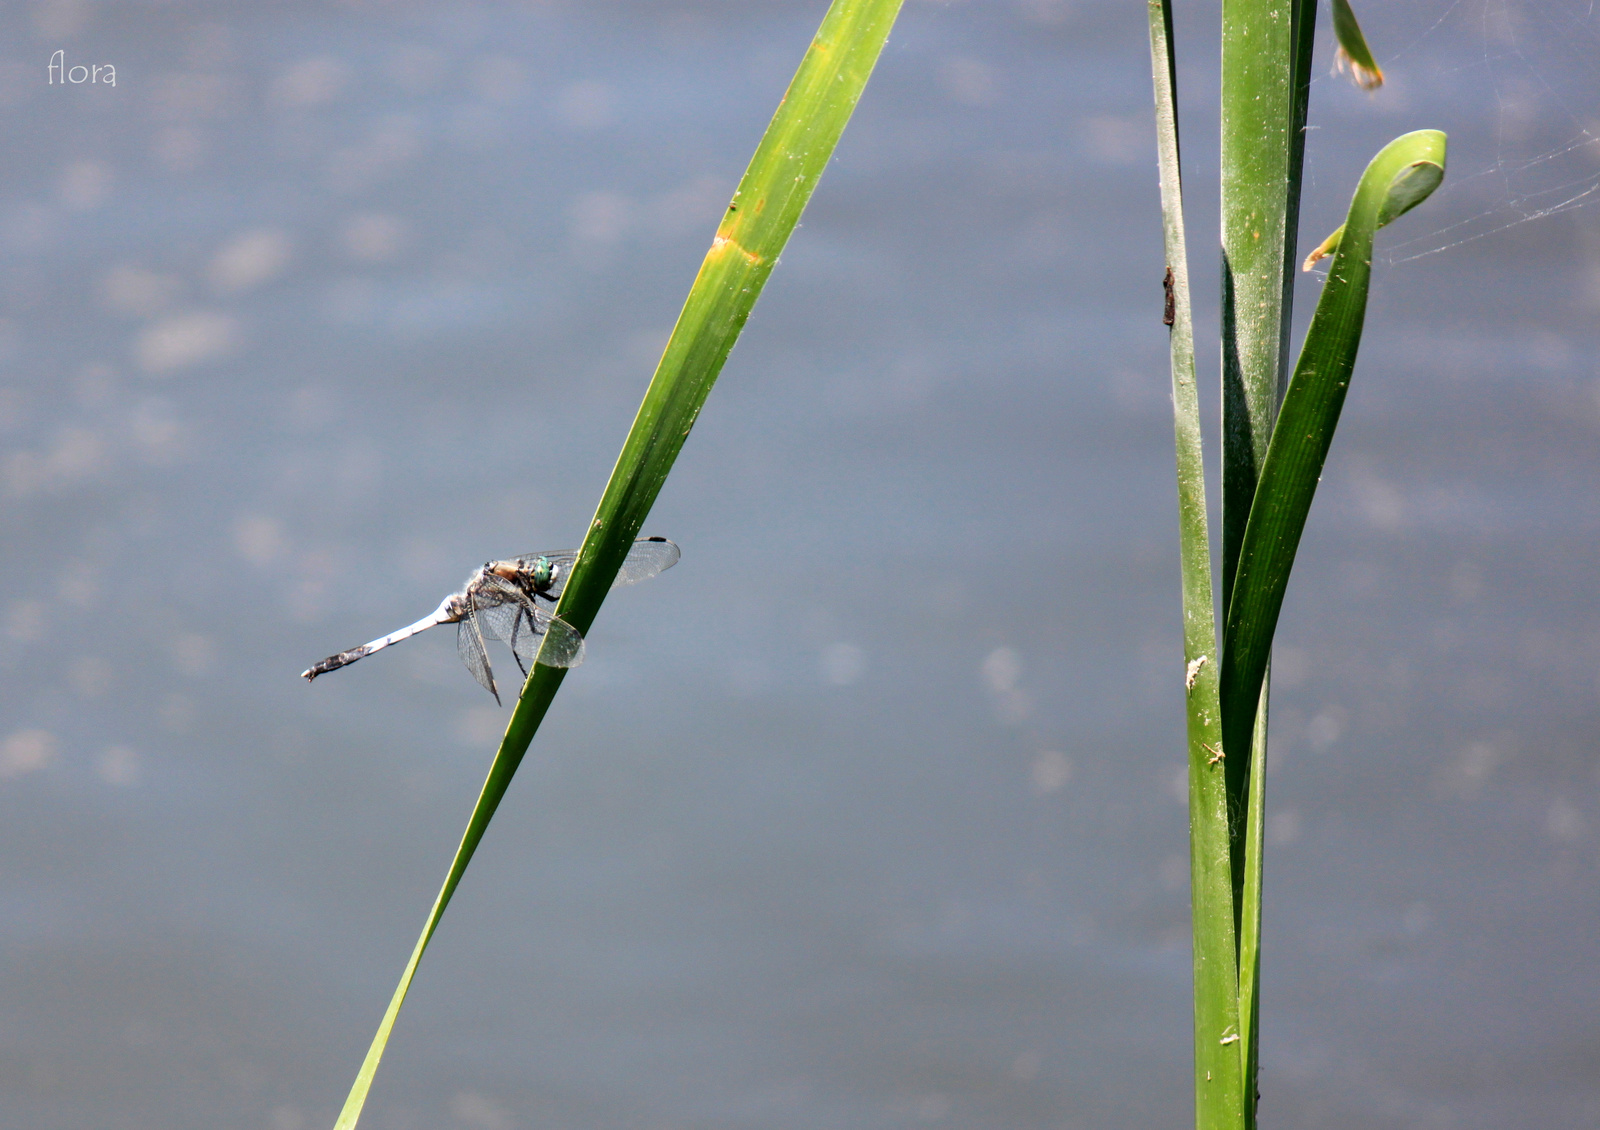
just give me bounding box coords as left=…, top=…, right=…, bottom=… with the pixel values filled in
left=1, top=1, right=1598, bottom=1127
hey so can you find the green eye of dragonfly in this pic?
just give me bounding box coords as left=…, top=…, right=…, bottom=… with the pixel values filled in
left=531, top=558, right=553, bottom=588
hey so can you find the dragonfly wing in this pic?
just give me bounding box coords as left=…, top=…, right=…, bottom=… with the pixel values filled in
left=475, top=597, right=523, bottom=644
left=456, top=607, right=500, bottom=704
left=614, top=537, right=681, bottom=587
left=535, top=615, right=586, bottom=669
left=469, top=576, right=544, bottom=680
left=499, top=599, right=584, bottom=670
left=502, top=538, right=677, bottom=599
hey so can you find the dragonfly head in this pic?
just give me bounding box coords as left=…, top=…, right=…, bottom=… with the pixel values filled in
left=528, top=556, right=555, bottom=589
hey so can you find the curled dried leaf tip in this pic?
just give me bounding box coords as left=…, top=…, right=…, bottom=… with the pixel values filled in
left=1302, top=225, right=1343, bottom=272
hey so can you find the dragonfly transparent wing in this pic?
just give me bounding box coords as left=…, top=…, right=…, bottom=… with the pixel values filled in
left=476, top=600, right=532, bottom=675
left=471, top=574, right=587, bottom=674
left=506, top=537, right=680, bottom=599
left=534, top=616, right=586, bottom=668
left=467, top=575, right=535, bottom=676
left=525, top=537, right=674, bottom=666
left=455, top=607, right=500, bottom=703
left=494, top=600, right=584, bottom=671
left=614, top=537, right=681, bottom=586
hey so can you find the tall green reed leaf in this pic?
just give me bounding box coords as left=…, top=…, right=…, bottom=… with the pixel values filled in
left=1219, top=0, right=1308, bottom=612
left=331, top=3, right=903, bottom=1125
left=1219, top=130, right=1447, bottom=812
left=1229, top=136, right=1444, bottom=1100
left=1145, top=3, right=1243, bottom=1126
left=1219, top=4, right=1317, bottom=1120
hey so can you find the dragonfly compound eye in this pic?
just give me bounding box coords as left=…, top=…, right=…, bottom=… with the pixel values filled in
left=532, top=558, right=554, bottom=588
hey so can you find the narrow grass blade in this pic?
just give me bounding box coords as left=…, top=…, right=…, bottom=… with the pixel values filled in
left=1236, top=676, right=1268, bottom=1124
left=1219, top=130, right=1446, bottom=803
left=1146, top=3, right=1244, bottom=1126
left=1235, top=8, right=1316, bottom=1120
left=1332, top=0, right=1384, bottom=90
left=1279, top=0, right=1319, bottom=422
left=1221, top=5, right=1316, bottom=1122
left=1228, top=143, right=1446, bottom=1047
left=1219, top=0, right=1301, bottom=615
left=330, top=3, right=904, bottom=1126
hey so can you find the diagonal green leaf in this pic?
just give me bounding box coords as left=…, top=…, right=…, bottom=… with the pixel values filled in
left=1145, top=3, right=1244, bottom=1127
left=330, top=3, right=904, bottom=1126
left=1331, top=0, right=1384, bottom=91
left=1218, top=129, right=1446, bottom=796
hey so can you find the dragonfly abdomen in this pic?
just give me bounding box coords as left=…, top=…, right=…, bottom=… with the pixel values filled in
left=302, top=645, right=372, bottom=680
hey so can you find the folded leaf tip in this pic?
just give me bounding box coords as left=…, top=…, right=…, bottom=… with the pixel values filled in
left=1304, top=131, right=1446, bottom=271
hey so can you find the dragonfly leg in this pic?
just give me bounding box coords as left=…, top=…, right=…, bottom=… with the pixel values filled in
left=511, top=608, right=532, bottom=677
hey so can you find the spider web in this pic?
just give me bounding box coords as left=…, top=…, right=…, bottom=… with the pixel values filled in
left=1328, top=0, right=1600, bottom=267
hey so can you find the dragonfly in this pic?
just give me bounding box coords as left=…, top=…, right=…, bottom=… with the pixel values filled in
left=302, top=536, right=680, bottom=704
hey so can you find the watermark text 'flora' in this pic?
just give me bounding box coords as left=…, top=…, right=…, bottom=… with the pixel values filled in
left=48, top=51, right=115, bottom=87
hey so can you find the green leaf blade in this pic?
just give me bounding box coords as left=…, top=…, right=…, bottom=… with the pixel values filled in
left=330, top=3, right=904, bottom=1126
left=1219, top=4, right=1316, bottom=1121
left=1218, top=0, right=1314, bottom=618
left=1219, top=129, right=1446, bottom=784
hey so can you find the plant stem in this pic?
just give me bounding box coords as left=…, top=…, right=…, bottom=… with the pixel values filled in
left=1145, top=4, right=1244, bottom=1127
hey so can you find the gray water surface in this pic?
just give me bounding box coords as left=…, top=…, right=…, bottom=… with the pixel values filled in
left=2, top=2, right=1598, bottom=1128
